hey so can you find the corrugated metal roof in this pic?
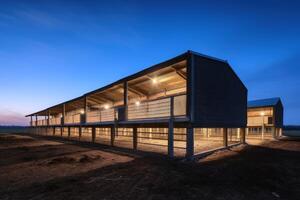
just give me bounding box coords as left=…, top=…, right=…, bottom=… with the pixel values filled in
left=248, top=97, right=281, bottom=108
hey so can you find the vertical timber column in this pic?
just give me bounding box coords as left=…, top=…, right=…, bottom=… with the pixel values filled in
left=62, top=104, right=65, bottom=126
left=79, top=126, right=82, bottom=141
left=272, top=127, right=276, bottom=138
left=30, top=116, right=33, bottom=127
left=186, top=126, right=194, bottom=159
left=84, top=96, right=88, bottom=124
left=45, top=116, right=47, bottom=135
left=68, top=127, right=71, bottom=138
left=262, top=124, right=265, bottom=140
left=53, top=126, right=55, bottom=136
left=168, top=96, right=174, bottom=158
left=35, top=115, right=38, bottom=127
left=223, top=128, right=228, bottom=147
left=47, top=110, right=50, bottom=126
left=92, top=127, right=96, bottom=143
left=237, top=128, right=240, bottom=139
left=62, top=104, right=65, bottom=137
left=240, top=128, right=246, bottom=144
left=133, top=127, right=137, bottom=150
left=124, top=81, right=128, bottom=121
left=111, top=126, right=115, bottom=146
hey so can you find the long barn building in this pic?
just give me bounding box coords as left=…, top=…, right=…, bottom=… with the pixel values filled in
left=247, top=97, right=283, bottom=140
left=26, top=51, right=248, bottom=158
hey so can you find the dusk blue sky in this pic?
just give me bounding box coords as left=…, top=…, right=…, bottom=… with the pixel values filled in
left=0, top=0, right=300, bottom=125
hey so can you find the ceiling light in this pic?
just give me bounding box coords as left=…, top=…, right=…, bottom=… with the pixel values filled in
left=135, top=101, right=140, bottom=106
left=152, top=78, right=157, bottom=84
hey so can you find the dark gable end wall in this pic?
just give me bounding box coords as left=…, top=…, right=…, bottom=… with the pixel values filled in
left=191, top=54, right=247, bottom=128
left=274, top=101, right=284, bottom=127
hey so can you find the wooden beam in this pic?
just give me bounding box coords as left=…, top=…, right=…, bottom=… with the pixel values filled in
left=128, top=86, right=146, bottom=97
left=171, top=66, right=187, bottom=80
left=86, top=97, right=102, bottom=106
left=89, top=95, right=106, bottom=103
left=176, top=70, right=187, bottom=80
left=90, top=94, right=114, bottom=103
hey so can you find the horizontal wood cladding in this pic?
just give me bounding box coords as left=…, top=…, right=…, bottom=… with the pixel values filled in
left=190, top=54, right=247, bottom=127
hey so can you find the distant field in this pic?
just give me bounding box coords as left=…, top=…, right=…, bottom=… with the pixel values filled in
left=284, top=130, right=300, bottom=137
left=284, top=126, right=300, bottom=137
left=0, top=126, right=28, bottom=134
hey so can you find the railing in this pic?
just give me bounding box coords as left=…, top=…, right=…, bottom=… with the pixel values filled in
left=247, top=116, right=273, bottom=126
left=36, top=119, right=47, bottom=126
left=31, top=94, right=187, bottom=126
left=87, top=108, right=115, bottom=123
left=49, top=117, right=61, bottom=125
left=128, top=94, right=186, bottom=120
left=64, top=114, right=81, bottom=124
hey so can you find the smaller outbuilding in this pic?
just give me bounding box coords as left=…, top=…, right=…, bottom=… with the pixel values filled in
left=247, top=97, right=283, bottom=140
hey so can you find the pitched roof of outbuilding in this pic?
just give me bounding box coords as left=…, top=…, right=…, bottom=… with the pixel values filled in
left=248, top=97, right=281, bottom=108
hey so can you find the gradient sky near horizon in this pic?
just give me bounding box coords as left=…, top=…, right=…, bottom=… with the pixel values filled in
left=0, top=0, right=300, bottom=125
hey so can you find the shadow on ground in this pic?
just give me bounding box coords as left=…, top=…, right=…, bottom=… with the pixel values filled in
left=0, top=134, right=299, bottom=200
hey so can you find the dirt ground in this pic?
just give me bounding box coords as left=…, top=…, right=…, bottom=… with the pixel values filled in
left=0, top=134, right=299, bottom=200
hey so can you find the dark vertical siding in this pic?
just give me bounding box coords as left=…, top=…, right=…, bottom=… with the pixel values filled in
left=190, top=54, right=247, bottom=127
left=274, top=101, right=284, bottom=127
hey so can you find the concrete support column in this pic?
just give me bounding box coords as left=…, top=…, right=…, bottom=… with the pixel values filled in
left=186, top=127, right=194, bottom=159
left=133, top=127, right=137, bottom=150
left=92, top=127, right=96, bottom=143
left=223, top=128, right=228, bottom=147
